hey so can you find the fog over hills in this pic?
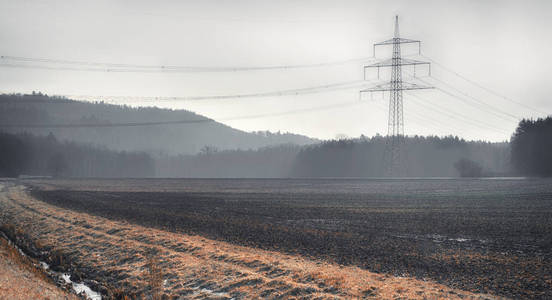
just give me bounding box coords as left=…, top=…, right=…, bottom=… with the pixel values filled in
left=0, top=93, right=318, bottom=155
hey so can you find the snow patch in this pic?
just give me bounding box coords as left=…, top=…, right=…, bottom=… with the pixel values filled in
left=61, top=273, right=101, bottom=300
left=192, top=286, right=233, bottom=299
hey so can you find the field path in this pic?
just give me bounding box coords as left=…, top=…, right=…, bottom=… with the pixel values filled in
left=0, top=181, right=501, bottom=299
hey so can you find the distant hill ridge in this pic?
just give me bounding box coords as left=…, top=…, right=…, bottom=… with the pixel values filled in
left=0, top=93, right=318, bottom=155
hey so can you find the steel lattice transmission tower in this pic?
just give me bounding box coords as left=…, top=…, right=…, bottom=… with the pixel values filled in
left=360, top=15, right=433, bottom=177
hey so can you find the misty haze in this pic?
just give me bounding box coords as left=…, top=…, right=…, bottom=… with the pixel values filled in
left=0, top=1, right=551, bottom=299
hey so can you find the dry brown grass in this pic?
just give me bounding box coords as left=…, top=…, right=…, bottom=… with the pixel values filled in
left=144, top=252, right=164, bottom=300
left=0, top=234, right=77, bottom=299
left=0, top=226, right=51, bottom=283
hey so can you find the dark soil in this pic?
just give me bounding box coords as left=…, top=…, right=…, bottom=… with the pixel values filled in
left=29, top=178, right=552, bottom=299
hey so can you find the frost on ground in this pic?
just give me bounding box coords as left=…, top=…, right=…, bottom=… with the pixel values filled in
left=61, top=273, right=102, bottom=300
left=0, top=181, right=499, bottom=299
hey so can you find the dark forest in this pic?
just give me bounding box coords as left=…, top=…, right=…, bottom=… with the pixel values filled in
left=0, top=131, right=154, bottom=178
left=511, top=117, right=552, bottom=177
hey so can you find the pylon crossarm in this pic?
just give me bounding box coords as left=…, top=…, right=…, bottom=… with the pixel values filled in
left=374, top=38, right=420, bottom=46
left=364, top=58, right=430, bottom=68
left=373, top=38, right=422, bottom=57
left=360, top=82, right=434, bottom=93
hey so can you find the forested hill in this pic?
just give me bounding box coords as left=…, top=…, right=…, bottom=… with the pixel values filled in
left=0, top=93, right=317, bottom=154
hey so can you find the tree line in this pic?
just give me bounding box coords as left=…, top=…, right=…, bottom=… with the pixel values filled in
left=0, top=131, right=154, bottom=178
left=292, top=135, right=510, bottom=177
left=511, top=117, right=552, bottom=177
left=158, top=118, right=552, bottom=178
left=154, top=135, right=510, bottom=178
left=0, top=131, right=515, bottom=178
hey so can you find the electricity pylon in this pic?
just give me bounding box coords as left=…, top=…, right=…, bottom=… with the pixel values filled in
left=360, top=15, right=433, bottom=177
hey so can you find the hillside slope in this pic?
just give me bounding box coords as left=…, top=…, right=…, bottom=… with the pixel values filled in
left=0, top=93, right=317, bottom=155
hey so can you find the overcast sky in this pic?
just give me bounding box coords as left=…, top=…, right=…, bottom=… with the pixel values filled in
left=1, top=0, right=551, bottom=141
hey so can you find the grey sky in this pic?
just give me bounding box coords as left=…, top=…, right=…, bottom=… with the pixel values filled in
left=1, top=0, right=551, bottom=141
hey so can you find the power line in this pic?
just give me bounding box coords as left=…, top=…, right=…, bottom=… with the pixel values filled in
left=0, top=62, right=136, bottom=73
left=434, top=84, right=519, bottom=122
left=371, top=99, right=465, bottom=134
left=0, top=62, right=199, bottom=74
left=421, top=54, right=548, bottom=116
left=1, top=77, right=390, bottom=105
left=400, top=102, right=467, bottom=134
left=64, top=80, right=381, bottom=102
left=0, top=101, right=364, bottom=129
left=401, top=71, right=512, bottom=133
left=404, top=91, right=511, bottom=135
left=0, top=55, right=375, bottom=73
left=377, top=81, right=519, bottom=139
left=414, top=75, right=521, bottom=122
